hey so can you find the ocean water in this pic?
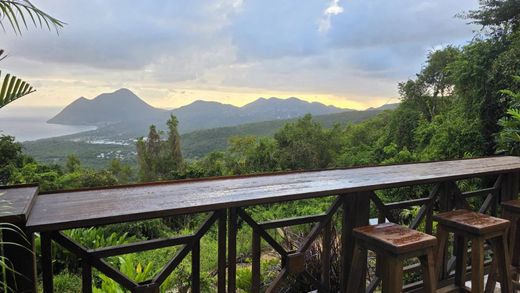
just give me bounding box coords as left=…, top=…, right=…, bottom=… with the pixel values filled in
left=0, top=106, right=96, bottom=142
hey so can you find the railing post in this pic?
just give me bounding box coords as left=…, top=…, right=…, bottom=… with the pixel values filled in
left=2, top=224, right=37, bottom=293
left=500, top=171, right=520, bottom=202
left=321, top=221, right=332, bottom=291
left=41, top=232, right=53, bottom=293
left=228, top=208, right=237, bottom=293
left=191, top=239, right=200, bottom=292
left=340, top=191, right=370, bottom=293
left=439, top=182, right=454, bottom=212
left=0, top=186, right=39, bottom=293
left=217, top=209, right=227, bottom=293
left=438, top=182, right=453, bottom=280
left=82, top=260, right=92, bottom=293
left=251, top=231, right=261, bottom=293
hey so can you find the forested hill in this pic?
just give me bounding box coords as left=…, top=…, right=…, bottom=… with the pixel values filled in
left=23, top=108, right=388, bottom=168
left=181, top=108, right=386, bottom=158
left=48, top=89, right=354, bottom=133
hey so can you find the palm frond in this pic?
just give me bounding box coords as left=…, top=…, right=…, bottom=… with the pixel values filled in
left=0, top=0, right=64, bottom=35
left=0, top=70, right=35, bottom=108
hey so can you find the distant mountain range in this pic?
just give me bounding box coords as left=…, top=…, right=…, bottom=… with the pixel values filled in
left=48, top=88, right=397, bottom=134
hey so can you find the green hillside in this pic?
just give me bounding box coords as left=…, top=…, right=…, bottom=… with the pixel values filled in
left=23, top=109, right=386, bottom=169
left=22, top=140, right=137, bottom=169
left=181, top=109, right=385, bottom=158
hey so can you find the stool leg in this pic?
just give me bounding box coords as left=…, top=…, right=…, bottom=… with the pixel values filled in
left=455, top=235, right=468, bottom=288
left=486, top=240, right=499, bottom=293
left=346, top=240, right=365, bottom=293
left=510, top=216, right=519, bottom=271
left=503, top=211, right=519, bottom=285
left=436, top=225, right=449, bottom=280
left=513, top=216, right=520, bottom=285
left=419, top=248, right=437, bottom=293
left=491, top=235, right=513, bottom=293
left=382, top=256, right=403, bottom=293
left=472, top=237, right=485, bottom=293
left=503, top=211, right=517, bottom=264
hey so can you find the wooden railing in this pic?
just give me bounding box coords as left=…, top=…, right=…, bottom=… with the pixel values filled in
left=2, top=156, right=520, bottom=292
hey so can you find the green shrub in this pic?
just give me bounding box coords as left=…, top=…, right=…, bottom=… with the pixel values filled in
left=99, top=219, right=170, bottom=240
left=38, top=271, right=81, bottom=293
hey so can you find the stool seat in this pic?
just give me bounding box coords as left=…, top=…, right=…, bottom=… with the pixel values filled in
left=502, top=199, right=520, bottom=213
left=353, top=223, right=437, bottom=254
left=348, top=223, right=438, bottom=293
left=434, top=209, right=512, bottom=293
left=433, top=209, right=510, bottom=235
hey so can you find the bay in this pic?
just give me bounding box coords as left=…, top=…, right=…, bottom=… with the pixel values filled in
left=0, top=106, right=96, bottom=142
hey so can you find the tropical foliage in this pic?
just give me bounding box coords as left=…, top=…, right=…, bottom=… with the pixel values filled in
left=0, top=0, right=64, bottom=34
left=0, top=49, right=35, bottom=108
left=498, top=76, right=520, bottom=154
left=0, top=0, right=63, bottom=108
left=136, top=115, right=184, bottom=181
left=0, top=69, right=34, bottom=108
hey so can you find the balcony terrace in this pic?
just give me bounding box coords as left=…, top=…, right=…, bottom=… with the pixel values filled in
left=2, top=156, right=520, bottom=292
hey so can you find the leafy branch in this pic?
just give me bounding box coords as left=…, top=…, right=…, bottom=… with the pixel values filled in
left=498, top=76, right=520, bottom=154
left=0, top=0, right=64, bottom=35
left=0, top=70, right=34, bottom=108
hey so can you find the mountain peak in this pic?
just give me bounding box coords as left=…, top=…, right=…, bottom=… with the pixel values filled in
left=190, top=100, right=225, bottom=105
left=241, top=96, right=347, bottom=120
left=114, top=88, right=132, bottom=94
left=48, top=88, right=166, bottom=126
left=95, top=88, right=140, bottom=101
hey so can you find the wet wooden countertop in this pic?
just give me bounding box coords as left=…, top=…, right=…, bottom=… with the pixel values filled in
left=0, top=185, right=38, bottom=224
left=26, top=156, right=520, bottom=232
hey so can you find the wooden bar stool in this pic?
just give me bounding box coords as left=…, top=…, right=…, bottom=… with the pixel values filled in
left=502, top=200, right=520, bottom=289
left=346, top=223, right=437, bottom=293
left=433, top=209, right=512, bottom=293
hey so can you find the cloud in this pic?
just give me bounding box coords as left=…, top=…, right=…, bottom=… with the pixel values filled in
left=2, top=0, right=239, bottom=71
left=319, top=0, right=344, bottom=33
left=326, top=0, right=476, bottom=49
left=1, top=0, right=480, bottom=109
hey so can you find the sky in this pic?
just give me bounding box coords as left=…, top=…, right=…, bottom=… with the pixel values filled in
left=1, top=0, right=480, bottom=111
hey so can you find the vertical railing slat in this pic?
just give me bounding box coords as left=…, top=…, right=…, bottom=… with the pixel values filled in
left=217, top=209, right=227, bottom=293
left=41, top=232, right=53, bottom=293
left=501, top=172, right=520, bottom=202
left=341, top=192, right=370, bottom=293
left=2, top=224, right=37, bottom=293
left=228, top=208, right=238, bottom=293
left=439, top=182, right=452, bottom=280
left=251, top=231, right=261, bottom=293
left=192, top=240, right=200, bottom=292
left=82, top=260, right=92, bottom=293
left=321, top=221, right=331, bottom=292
